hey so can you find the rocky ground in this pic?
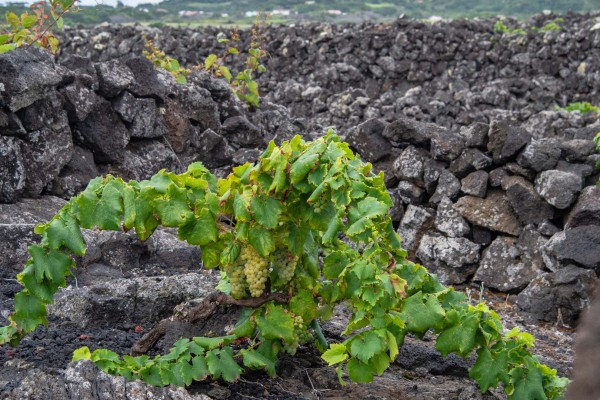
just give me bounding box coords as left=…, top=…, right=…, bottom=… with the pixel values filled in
left=1, top=12, right=600, bottom=400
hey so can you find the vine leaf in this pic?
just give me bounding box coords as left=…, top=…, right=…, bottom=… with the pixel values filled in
left=241, top=348, right=276, bottom=377
left=43, top=211, right=85, bottom=255
left=250, top=195, right=282, bottom=229
left=346, top=197, right=388, bottom=236
left=248, top=226, right=275, bottom=257
left=349, top=331, right=385, bottom=363
left=11, top=292, right=47, bottom=332
left=255, top=304, right=294, bottom=342
left=154, top=184, right=193, bottom=227
left=399, top=292, right=445, bottom=335
left=469, top=347, right=510, bottom=392
left=346, top=358, right=374, bottom=383
left=178, top=208, right=218, bottom=246
left=322, top=343, right=348, bottom=366
left=435, top=309, right=479, bottom=357
left=206, top=348, right=242, bottom=382
left=76, top=179, right=123, bottom=231
left=509, top=358, right=548, bottom=400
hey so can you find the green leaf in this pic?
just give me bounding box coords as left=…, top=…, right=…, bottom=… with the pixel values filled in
left=369, top=352, right=390, bottom=375
left=386, top=331, right=399, bottom=360
left=435, top=310, right=480, bottom=357
left=469, top=347, right=510, bottom=392
left=290, top=154, right=320, bottom=184
left=122, top=185, right=137, bottom=230
left=192, top=335, right=235, bottom=350
left=154, top=184, right=193, bottom=227
left=248, top=226, right=275, bottom=257
left=322, top=343, right=348, bottom=366
left=347, top=197, right=389, bottom=236
left=255, top=303, right=295, bottom=342
left=289, top=290, right=317, bottom=322
left=20, top=14, right=36, bottom=29
left=11, top=291, right=47, bottom=332
left=323, top=252, right=349, bottom=280
left=250, top=195, right=282, bottom=229
left=204, top=54, right=217, bottom=69
left=399, top=292, right=445, bottom=335
left=45, top=211, right=85, bottom=255
left=178, top=208, right=218, bottom=246
left=26, top=245, right=72, bottom=285
left=206, top=348, right=242, bottom=382
left=509, top=358, right=548, bottom=400
left=76, top=179, right=124, bottom=231
left=190, top=355, right=209, bottom=381
left=346, top=358, right=375, bottom=383
left=6, top=12, right=19, bottom=29
left=349, top=331, right=386, bottom=363
left=56, top=16, right=64, bottom=29
left=220, top=241, right=241, bottom=265
left=233, top=191, right=252, bottom=221
left=241, top=348, right=276, bottom=377
left=219, top=65, right=232, bottom=82
left=0, top=43, right=15, bottom=54
left=72, top=346, right=92, bottom=361
left=228, top=47, right=239, bottom=55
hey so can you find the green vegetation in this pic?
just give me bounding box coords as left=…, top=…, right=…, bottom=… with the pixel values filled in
left=0, top=133, right=568, bottom=398
left=0, top=0, right=595, bottom=27
left=561, top=102, right=600, bottom=115
left=0, top=0, right=75, bottom=53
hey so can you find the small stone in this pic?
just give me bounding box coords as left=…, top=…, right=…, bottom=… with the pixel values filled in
left=461, top=171, right=488, bottom=198
left=346, top=118, right=391, bottom=162
left=517, top=138, right=562, bottom=171
left=487, top=120, right=532, bottom=163
left=396, top=181, right=426, bottom=205
left=416, top=233, right=480, bottom=284
left=459, top=122, right=489, bottom=148
left=434, top=197, right=470, bottom=238
left=503, top=175, right=554, bottom=225
left=397, top=205, right=435, bottom=253
left=430, top=169, right=461, bottom=203
left=566, top=186, right=600, bottom=229
left=542, top=226, right=600, bottom=271
left=535, top=169, right=583, bottom=209
left=455, top=190, right=522, bottom=236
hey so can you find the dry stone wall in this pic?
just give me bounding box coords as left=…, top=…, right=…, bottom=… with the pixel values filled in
left=1, top=14, right=599, bottom=328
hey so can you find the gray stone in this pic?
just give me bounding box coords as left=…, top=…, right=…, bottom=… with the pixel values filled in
left=517, top=138, right=562, bottom=171
left=430, top=169, right=461, bottom=204
left=382, top=118, right=442, bottom=146
left=125, top=57, right=168, bottom=100
left=100, top=140, right=179, bottom=181
left=0, top=136, right=26, bottom=202
left=542, top=226, right=600, bottom=271
left=221, top=116, right=262, bottom=148
left=61, top=80, right=103, bottom=123
left=0, top=47, right=62, bottom=111
left=488, top=168, right=508, bottom=188
left=19, top=124, right=73, bottom=197
left=473, top=235, right=544, bottom=292
left=517, top=265, right=597, bottom=326
left=459, top=122, right=488, bottom=148
left=555, top=160, right=594, bottom=180
left=539, top=221, right=560, bottom=237
left=346, top=118, right=391, bottom=162
left=534, top=169, right=583, bottom=209
left=95, top=59, right=135, bottom=98
left=397, top=205, right=435, bottom=253
left=434, top=197, right=470, bottom=238
left=392, top=146, right=428, bottom=184
left=487, top=120, right=532, bottom=163
left=189, top=128, right=234, bottom=168
left=449, top=148, right=492, bottom=178
left=416, top=234, right=480, bottom=284
left=179, top=86, right=221, bottom=133
left=566, top=186, right=600, bottom=229
left=388, top=188, right=405, bottom=223
left=74, top=99, right=130, bottom=163
left=49, top=146, right=100, bottom=199
left=561, top=139, right=594, bottom=162
left=430, top=130, right=465, bottom=162
left=423, top=159, right=446, bottom=194
left=461, top=171, right=488, bottom=198
left=49, top=273, right=218, bottom=329
left=5, top=360, right=212, bottom=400
left=395, top=181, right=426, bottom=205
left=503, top=175, right=554, bottom=225
left=455, top=190, right=522, bottom=236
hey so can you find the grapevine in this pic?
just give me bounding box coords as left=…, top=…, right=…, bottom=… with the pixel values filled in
left=0, top=133, right=567, bottom=398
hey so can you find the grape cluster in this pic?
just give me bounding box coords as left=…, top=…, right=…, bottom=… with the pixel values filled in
left=226, top=263, right=247, bottom=299
left=241, top=245, right=269, bottom=297
left=272, top=248, right=298, bottom=285
left=282, top=314, right=313, bottom=355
